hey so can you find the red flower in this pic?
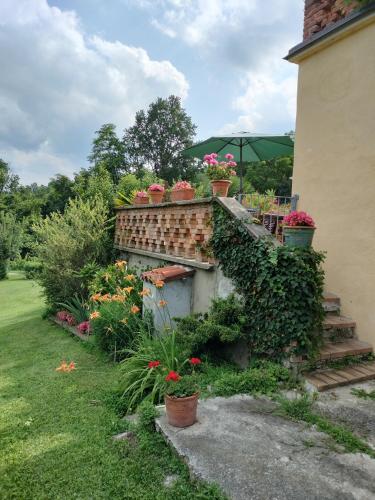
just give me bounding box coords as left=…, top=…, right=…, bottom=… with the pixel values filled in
left=165, top=370, right=181, bottom=382
left=189, top=357, right=201, bottom=365
left=148, top=360, right=161, bottom=369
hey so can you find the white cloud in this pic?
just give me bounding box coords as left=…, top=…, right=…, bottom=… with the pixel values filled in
left=0, top=0, right=189, bottom=183
left=136, top=0, right=302, bottom=134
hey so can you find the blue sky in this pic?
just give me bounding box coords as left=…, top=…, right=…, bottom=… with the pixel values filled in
left=0, top=0, right=303, bottom=184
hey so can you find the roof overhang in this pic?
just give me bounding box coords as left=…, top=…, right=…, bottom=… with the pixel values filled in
left=285, top=2, right=375, bottom=64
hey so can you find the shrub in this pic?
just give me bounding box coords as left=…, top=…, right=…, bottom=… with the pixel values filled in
left=0, top=211, right=23, bottom=280
left=91, top=301, right=153, bottom=361
left=211, top=205, right=325, bottom=357
left=175, top=294, right=247, bottom=356
left=32, top=197, right=110, bottom=307
left=212, top=362, right=291, bottom=397
left=23, top=259, right=43, bottom=280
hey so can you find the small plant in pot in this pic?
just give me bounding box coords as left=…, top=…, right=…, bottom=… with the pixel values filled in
left=282, top=210, right=316, bottom=248
left=170, top=181, right=195, bottom=202
left=148, top=184, right=165, bottom=204
left=134, top=191, right=149, bottom=205
left=204, top=153, right=237, bottom=197
left=163, top=370, right=200, bottom=428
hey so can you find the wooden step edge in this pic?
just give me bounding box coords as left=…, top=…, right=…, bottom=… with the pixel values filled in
left=304, top=361, right=375, bottom=392
left=318, top=340, right=373, bottom=361
left=323, top=301, right=340, bottom=313
left=323, top=292, right=340, bottom=304
left=323, top=315, right=356, bottom=330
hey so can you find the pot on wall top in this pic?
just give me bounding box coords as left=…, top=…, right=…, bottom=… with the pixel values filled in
left=211, top=180, right=231, bottom=197
left=283, top=226, right=315, bottom=248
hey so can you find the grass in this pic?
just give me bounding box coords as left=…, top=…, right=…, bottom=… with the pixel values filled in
left=0, top=273, right=224, bottom=499
left=276, top=394, right=375, bottom=458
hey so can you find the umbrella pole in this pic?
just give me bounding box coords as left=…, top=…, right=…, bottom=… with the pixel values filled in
left=239, top=139, right=243, bottom=194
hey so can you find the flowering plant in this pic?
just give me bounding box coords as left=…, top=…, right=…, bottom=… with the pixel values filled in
left=283, top=211, right=315, bottom=228
left=164, top=374, right=199, bottom=398
left=172, top=181, right=192, bottom=191
left=203, top=153, right=237, bottom=181
left=148, top=184, right=165, bottom=192
left=77, top=321, right=90, bottom=334
left=56, top=310, right=69, bottom=322
left=135, top=191, right=148, bottom=198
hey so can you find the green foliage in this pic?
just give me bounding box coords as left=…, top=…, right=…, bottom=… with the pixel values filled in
left=0, top=211, right=23, bottom=280
left=124, top=95, right=197, bottom=183
left=211, top=206, right=325, bottom=357
left=277, top=394, right=375, bottom=457
left=115, top=171, right=164, bottom=206
left=88, top=123, right=127, bottom=183
left=137, top=400, right=159, bottom=430
left=120, top=330, right=190, bottom=412
left=73, top=164, right=115, bottom=209
left=164, top=375, right=200, bottom=398
left=23, top=259, right=43, bottom=280
left=351, top=388, right=375, bottom=400
left=244, top=156, right=293, bottom=196
left=175, top=294, right=247, bottom=356
left=32, top=196, right=110, bottom=306
left=91, top=301, right=152, bottom=361
left=58, top=294, right=90, bottom=323
left=212, top=362, right=291, bottom=397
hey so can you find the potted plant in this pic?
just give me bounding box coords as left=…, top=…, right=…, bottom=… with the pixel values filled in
left=282, top=210, right=316, bottom=248
left=148, top=184, right=165, bottom=204
left=170, top=181, right=195, bottom=202
left=164, top=373, right=199, bottom=428
left=204, top=153, right=237, bottom=197
left=134, top=191, right=149, bottom=205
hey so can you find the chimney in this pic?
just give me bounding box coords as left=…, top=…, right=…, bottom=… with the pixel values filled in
left=303, top=0, right=357, bottom=40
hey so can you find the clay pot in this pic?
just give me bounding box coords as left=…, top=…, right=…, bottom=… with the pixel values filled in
left=170, top=188, right=195, bottom=202
left=165, top=393, right=199, bottom=428
left=134, top=196, right=149, bottom=205
left=211, top=180, right=231, bottom=197
left=149, top=191, right=164, bottom=204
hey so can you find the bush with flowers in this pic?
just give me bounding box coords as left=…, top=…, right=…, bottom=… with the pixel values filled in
left=283, top=211, right=315, bottom=228
left=172, top=180, right=192, bottom=191
left=89, top=261, right=143, bottom=301
left=204, top=153, right=237, bottom=181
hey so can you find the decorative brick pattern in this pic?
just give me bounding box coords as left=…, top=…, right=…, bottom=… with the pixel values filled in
left=115, top=201, right=215, bottom=264
left=303, top=0, right=356, bottom=40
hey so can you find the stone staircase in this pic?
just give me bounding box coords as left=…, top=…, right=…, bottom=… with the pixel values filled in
left=303, top=292, right=375, bottom=392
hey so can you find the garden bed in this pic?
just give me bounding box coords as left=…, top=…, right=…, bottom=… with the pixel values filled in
left=51, top=317, right=92, bottom=342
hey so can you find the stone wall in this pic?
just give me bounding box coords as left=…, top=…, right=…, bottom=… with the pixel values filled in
left=115, top=199, right=215, bottom=266
left=304, top=0, right=357, bottom=39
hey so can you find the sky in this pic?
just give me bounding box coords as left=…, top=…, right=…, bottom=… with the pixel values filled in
left=0, top=0, right=304, bottom=184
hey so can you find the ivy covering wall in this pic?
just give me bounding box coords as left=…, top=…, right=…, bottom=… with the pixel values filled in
left=211, top=205, right=325, bottom=358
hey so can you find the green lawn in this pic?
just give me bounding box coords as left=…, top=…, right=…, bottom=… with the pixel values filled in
left=0, top=273, right=223, bottom=499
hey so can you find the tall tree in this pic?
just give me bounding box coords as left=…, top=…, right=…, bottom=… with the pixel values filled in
left=123, top=96, right=197, bottom=184
left=88, top=124, right=127, bottom=183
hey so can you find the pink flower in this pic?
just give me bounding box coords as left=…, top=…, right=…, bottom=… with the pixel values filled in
left=77, top=321, right=90, bottom=333
left=203, top=154, right=212, bottom=161
left=211, top=153, right=218, bottom=158
left=228, top=161, right=237, bottom=167
left=136, top=191, right=148, bottom=198
left=225, top=153, right=234, bottom=160
left=66, top=313, right=76, bottom=326
left=56, top=310, right=69, bottom=322
left=173, top=180, right=192, bottom=190
left=283, top=211, right=315, bottom=228
left=148, top=184, right=165, bottom=192
left=209, top=159, right=219, bottom=166
left=230, top=170, right=237, bottom=176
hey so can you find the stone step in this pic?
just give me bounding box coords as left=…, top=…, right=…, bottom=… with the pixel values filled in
left=323, top=301, right=340, bottom=314
left=317, top=339, right=372, bottom=361
left=305, top=361, right=375, bottom=392
left=323, top=314, right=356, bottom=330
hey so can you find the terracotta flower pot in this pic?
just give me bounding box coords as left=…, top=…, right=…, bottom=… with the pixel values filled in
left=170, top=188, right=195, bottom=202
left=283, top=226, right=315, bottom=248
left=165, top=392, right=199, bottom=428
left=149, top=191, right=164, bottom=204
left=134, top=196, right=149, bottom=205
left=211, top=180, right=231, bottom=197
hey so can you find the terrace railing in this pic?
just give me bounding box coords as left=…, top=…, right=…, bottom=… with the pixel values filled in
left=236, top=193, right=299, bottom=242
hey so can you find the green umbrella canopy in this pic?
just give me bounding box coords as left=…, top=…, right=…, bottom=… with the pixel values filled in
left=182, top=132, right=294, bottom=192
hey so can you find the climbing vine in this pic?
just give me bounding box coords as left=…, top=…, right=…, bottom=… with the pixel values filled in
left=211, top=205, right=325, bottom=357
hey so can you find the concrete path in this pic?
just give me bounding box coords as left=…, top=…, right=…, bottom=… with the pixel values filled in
left=156, top=395, right=375, bottom=500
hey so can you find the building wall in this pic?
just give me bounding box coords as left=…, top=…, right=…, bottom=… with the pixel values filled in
left=292, top=20, right=375, bottom=346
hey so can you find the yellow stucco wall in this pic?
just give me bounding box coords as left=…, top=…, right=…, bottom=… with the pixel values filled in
left=292, top=19, right=375, bottom=346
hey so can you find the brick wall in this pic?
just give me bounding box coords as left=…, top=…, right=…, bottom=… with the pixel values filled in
left=115, top=200, right=215, bottom=264
left=304, top=0, right=357, bottom=39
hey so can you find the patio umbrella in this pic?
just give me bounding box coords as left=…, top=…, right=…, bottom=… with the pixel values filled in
left=182, top=132, right=294, bottom=193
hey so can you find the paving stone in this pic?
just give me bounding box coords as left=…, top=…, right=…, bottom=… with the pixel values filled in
left=156, top=395, right=375, bottom=500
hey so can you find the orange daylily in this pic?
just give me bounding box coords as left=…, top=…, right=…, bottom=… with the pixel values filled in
left=56, top=360, right=76, bottom=373
left=126, top=274, right=135, bottom=281
left=154, top=280, right=165, bottom=288
left=120, top=318, right=128, bottom=324
left=90, top=293, right=102, bottom=302
left=123, top=287, right=134, bottom=294
left=131, top=305, right=140, bottom=314
left=158, top=300, right=168, bottom=307
left=100, top=293, right=111, bottom=302
left=90, top=311, right=100, bottom=319
left=111, top=294, right=125, bottom=303
left=103, top=273, right=111, bottom=282
left=115, top=260, right=127, bottom=268
left=139, top=288, right=151, bottom=297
